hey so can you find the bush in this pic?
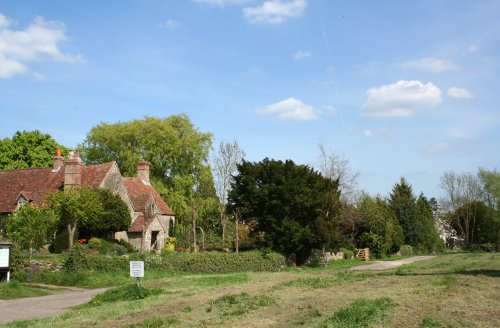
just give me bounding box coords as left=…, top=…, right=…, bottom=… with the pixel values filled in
left=8, top=243, right=27, bottom=279
left=357, top=232, right=388, bottom=258
left=87, top=237, right=128, bottom=255
left=340, top=248, right=354, bottom=259
left=115, top=239, right=136, bottom=253
left=63, top=244, right=90, bottom=272
left=480, top=243, right=495, bottom=252
left=50, top=229, right=78, bottom=254
left=144, top=251, right=285, bottom=274
left=88, top=237, right=102, bottom=250
left=400, top=245, right=414, bottom=256
left=89, top=284, right=162, bottom=306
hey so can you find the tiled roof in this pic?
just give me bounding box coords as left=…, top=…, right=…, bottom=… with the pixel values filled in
left=123, top=177, right=175, bottom=215
left=0, top=162, right=114, bottom=213
left=0, top=167, right=64, bottom=212
left=128, top=214, right=155, bottom=232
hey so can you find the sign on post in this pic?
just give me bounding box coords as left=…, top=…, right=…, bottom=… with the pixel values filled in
left=0, top=242, right=12, bottom=283
left=130, top=261, right=144, bottom=287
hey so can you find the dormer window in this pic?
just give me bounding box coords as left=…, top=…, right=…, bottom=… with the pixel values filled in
left=16, top=195, right=29, bottom=209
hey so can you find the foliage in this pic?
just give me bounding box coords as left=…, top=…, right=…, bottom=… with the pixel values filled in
left=400, top=245, right=414, bottom=256
left=48, top=187, right=130, bottom=248
left=6, top=205, right=57, bottom=261
left=356, top=194, right=403, bottom=257
left=63, top=244, right=90, bottom=272
left=318, top=297, right=395, bottom=328
left=7, top=243, right=26, bottom=278
left=228, top=158, right=341, bottom=263
left=89, top=284, right=162, bottom=306
left=145, top=251, right=285, bottom=274
left=162, top=236, right=176, bottom=253
left=81, top=115, right=215, bottom=226
left=49, top=229, right=77, bottom=253
left=340, top=248, right=354, bottom=259
left=88, top=237, right=128, bottom=255
left=0, top=130, right=68, bottom=170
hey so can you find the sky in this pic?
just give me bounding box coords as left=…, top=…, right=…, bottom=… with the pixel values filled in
left=0, top=0, right=499, bottom=199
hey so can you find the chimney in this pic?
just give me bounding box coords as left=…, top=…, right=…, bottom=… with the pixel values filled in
left=52, top=147, right=64, bottom=170
left=64, top=149, right=83, bottom=190
left=137, top=161, right=151, bottom=183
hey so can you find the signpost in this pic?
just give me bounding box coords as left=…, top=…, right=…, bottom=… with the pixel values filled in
left=129, top=260, right=144, bottom=287
left=0, top=242, right=12, bottom=283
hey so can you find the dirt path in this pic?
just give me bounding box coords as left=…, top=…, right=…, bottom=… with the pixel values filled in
left=0, top=287, right=108, bottom=325
left=350, top=256, right=436, bottom=271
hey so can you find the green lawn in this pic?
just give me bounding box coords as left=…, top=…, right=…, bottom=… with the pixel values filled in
left=2, top=253, right=500, bottom=328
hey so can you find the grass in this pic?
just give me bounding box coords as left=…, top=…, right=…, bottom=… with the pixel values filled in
left=318, top=297, right=395, bottom=328
left=0, top=281, right=54, bottom=300
left=1, top=252, right=499, bottom=327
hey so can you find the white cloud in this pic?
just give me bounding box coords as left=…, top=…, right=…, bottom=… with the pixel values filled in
left=32, top=71, right=44, bottom=81
left=158, top=20, right=180, bottom=29
left=401, top=57, right=458, bottom=73
left=257, top=97, right=319, bottom=120
left=244, top=0, right=307, bottom=24
left=0, top=14, right=82, bottom=79
left=363, top=129, right=374, bottom=138
left=362, top=80, right=442, bottom=118
left=447, top=87, right=474, bottom=100
left=0, top=13, right=11, bottom=29
left=193, top=0, right=249, bottom=6
left=293, top=50, right=311, bottom=59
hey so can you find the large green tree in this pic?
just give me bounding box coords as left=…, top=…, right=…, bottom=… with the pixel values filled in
left=81, top=115, right=216, bottom=225
left=48, top=187, right=131, bottom=247
left=357, top=194, right=403, bottom=257
left=228, top=158, right=341, bottom=263
left=389, top=178, right=419, bottom=246
left=0, top=130, right=68, bottom=169
left=6, top=205, right=57, bottom=261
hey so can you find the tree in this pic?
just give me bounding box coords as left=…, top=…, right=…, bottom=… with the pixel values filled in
left=228, top=158, right=341, bottom=263
left=318, top=144, right=360, bottom=202
left=48, top=187, right=131, bottom=247
left=6, top=205, right=57, bottom=261
left=389, top=177, right=419, bottom=246
left=477, top=168, right=500, bottom=250
left=81, top=115, right=215, bottom=225
left=439, top=171, right=481, bottom=247
left=415, top=194, right=443, bottom=252
left=357, top=194, right=403, bottom=257
left=212, top=140, right=245, bottom=245
left=0, top=130, right=68, bottom=169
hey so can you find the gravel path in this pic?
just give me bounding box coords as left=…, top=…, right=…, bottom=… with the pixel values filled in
left=350, top=256, right=436, bottom=271
left=0, top=287, right=108, bottom=325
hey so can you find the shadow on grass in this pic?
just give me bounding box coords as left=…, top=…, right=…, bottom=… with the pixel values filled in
left=391, top=269, right=500, bottom=278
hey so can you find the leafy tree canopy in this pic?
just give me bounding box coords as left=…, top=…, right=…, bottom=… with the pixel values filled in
left=81, top=115, right=216, bottom=224
left=228, top=158, right=341, bottom=263
left=48, top=187, right=131, bottom=247
left=6, top=205, right=57, bottom=261
left=0, top=130, right=68, bottom=170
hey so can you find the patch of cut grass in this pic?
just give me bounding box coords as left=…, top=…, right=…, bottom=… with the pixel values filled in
left=88, top=284, right=162, bottom=306
left=294, top=305, right=323, bottom=325
left=282, top=276, right=333, bottom=289
left=420, top=316, right=454, bottom=328
left=126, top=316, right=178, bottom=327
left=0, top=281, right=52, bottom=300
left=207, top=292, right=276, bottom=317
left=318, top=297, right=395, bottom=328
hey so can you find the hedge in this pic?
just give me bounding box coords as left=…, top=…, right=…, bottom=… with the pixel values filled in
left=64, top=249, right=285, bottom=274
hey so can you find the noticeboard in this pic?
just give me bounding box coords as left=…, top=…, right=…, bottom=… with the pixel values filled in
left=129, top=261, right=144, bottom=278
left=0, top=245, right=10, bottom=270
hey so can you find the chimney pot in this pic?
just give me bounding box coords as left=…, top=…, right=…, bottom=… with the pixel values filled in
left=137, top=161, right=151, bottom=183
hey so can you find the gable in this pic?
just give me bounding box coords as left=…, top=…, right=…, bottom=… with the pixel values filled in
left=123, top=177, right=175, bottom=216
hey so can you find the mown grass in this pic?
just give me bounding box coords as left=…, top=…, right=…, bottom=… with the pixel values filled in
left=2, top=252, right=499, bottom=328
left=0, top=281, right=53, bottom=300
left=318, top=297, right=395, bottom=328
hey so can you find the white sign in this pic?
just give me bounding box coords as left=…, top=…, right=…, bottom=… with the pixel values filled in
left=0, top=247, right=9, bottom=268
left=129, top=261, right=144, bottom=278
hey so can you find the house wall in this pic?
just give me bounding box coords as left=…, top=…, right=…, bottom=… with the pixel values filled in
left=99, top=163, right=135, bottom=224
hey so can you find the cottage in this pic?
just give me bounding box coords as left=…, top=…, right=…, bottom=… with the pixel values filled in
left=0, top=150, right=175, bottom=252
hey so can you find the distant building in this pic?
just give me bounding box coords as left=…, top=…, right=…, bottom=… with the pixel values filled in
left=0, top=150, right=174, bottom=252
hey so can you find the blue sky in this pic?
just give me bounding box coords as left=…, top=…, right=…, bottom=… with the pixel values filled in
left=1, top=0, right=499, bottom=198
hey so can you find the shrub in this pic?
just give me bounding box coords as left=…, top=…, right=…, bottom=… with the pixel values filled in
left=50, top=229, right=78, bottom=254
left=8, top=243, right=27, bottom=278
left=89, top=284, right=162, bottom=306
left=145, top=251, right=285, bottom=274
left=340, top=248, right=354, bottom=259
left=63, top=244, right=90, bottom=272
left=162, top=237, right=176, bottom=253
left=480, top=243, right=495, bottom=252
left=400, top=245, right=414, bottom=256
left=115, top=239, right=136, bottom=253
left=357, top=232, right=388, bottom=258
left=88, top=237, right=102, bottom=250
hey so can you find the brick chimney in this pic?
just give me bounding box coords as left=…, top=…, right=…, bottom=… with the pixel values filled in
left=64, top=149, right=83, bottom=190
left=137, top=161, right=151, bottom=183
left=52, top=147, right=64, bottom=170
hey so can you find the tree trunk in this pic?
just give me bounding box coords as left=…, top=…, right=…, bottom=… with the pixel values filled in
left=28, top=239, right=33, bottom=263
left=235, top=217, right=239, bottom=254
left=192, top=207, right=197, bottom=253
left=67, top=223, right=75, bottom=248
